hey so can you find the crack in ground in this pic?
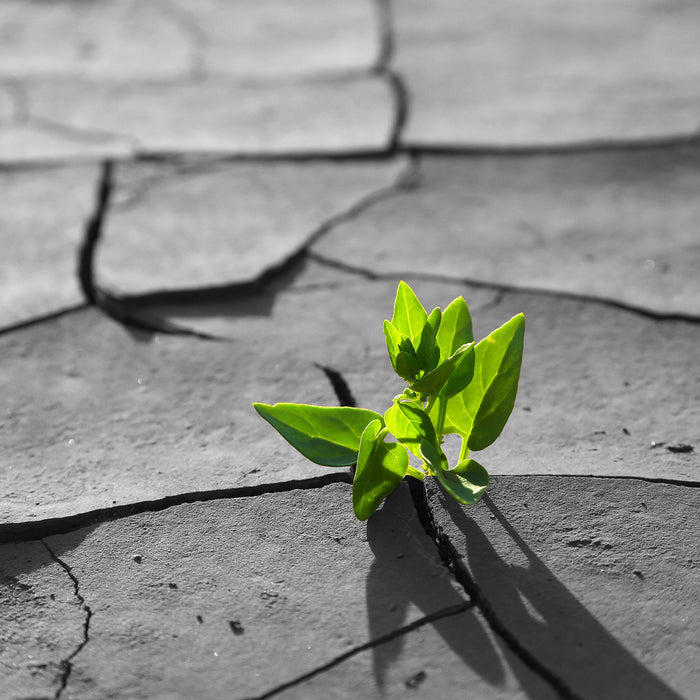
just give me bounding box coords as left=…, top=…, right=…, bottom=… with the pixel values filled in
left=79, top=155, right=419, bottom=336
left=158, top=0, right=208, bottom=80
left=406, top=478, right=582, bottom=700
left=245, top=601, right=475, bottom=700
left=41, top=539, right=92, bottom=700
left=372, top=0, right=409, bottom=153
left=0, top=303, right=89, bottom=337
left=0, top=472, right=353, bottom=544
left=404, top=133, right=700, bottom=158
left=76, top=160, right=229, bottom=340
left=314, top=363, right=357, bottom=407
left=307, top=252, right=700, bottom=325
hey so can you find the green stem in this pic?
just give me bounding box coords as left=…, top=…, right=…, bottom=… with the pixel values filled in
left=435, top=394, right=447, bottom=440
left=458, top=436, right=470, bottom=462
left=424, top=394, right=437, bottom=416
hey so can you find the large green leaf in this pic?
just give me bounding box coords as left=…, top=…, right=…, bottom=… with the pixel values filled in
left=410, top=342, right=474, bottom=397
left=443, top=313, right=525, bottom=450
left=385, top=400, right=438, bottom=459
left=391, top=281, right=428, bottom=341
left=253, top=403, right=383, bottom=467
left=353, top=420, right=408, bottom=520
left=435, top=296, right=473, bottom=361
left=433, top=458, right=489, bottom=505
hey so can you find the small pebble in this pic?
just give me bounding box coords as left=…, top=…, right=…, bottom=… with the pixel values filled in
left=229, top=620, right=245, bottom=636
left=132, top=555, right=142, bottom=564
left=633, top=570, right=645, bottom=581
left=196, top=615, right=203, bottom=624
left=169, top=582, right=178, bottom=589
left=405, top=671, right=427, bottom=689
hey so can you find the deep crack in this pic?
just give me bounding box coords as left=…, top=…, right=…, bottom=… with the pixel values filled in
left=407, top=477, right=582, bottom=700
left=246, top=601, right=474, bottom=700
left=315, top=364, right=357, bottom=407
left=41, top=539, right=92, bottom=700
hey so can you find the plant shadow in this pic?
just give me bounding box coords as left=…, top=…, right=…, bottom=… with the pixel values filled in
left=440, top=492, right=684, bottom=700
left=364, top=484, right=513, bottom=694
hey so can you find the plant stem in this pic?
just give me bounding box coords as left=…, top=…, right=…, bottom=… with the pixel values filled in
left=435, top=395, right=447, bottom=439
left=424, top=394, right=437, bottom=416
left=458, top=436, right=470, bottom=462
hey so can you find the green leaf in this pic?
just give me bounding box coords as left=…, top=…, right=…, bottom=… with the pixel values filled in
left=415, top=307, right=442, bottom=372
left=410, top=342, right=474, bottom=397
left=353, top=420, right=409, bottom=520
left=418, top=439, right=448, bottom=473
left=395, top=350, right=421, bottom=383
left=433, top=458, right=489, bottom=505
left=444, top=313, right=525, bottom=450
left=391, top=281, right=428, bottom=341
left=436, top=296, right=473, bottom=361
left=385, top=401, right=438, bottom=459
left=253, top=403, right=383, bottom=467
left=383, top=320, right=402, bottom=367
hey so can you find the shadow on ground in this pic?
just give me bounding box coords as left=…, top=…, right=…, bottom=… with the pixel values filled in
left=440, top=494, right=683, bottom=700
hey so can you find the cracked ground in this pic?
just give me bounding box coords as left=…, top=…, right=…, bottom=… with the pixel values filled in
left=1, top=1, right=699, bottom=699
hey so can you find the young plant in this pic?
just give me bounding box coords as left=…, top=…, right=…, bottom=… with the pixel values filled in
left=254, top=282, right=525, bottom=520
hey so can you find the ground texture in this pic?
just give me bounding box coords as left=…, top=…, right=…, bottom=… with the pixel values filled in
left=1, top=1, right=698, bottom=699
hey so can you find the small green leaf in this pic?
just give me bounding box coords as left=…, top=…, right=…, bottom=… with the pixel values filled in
left=353, top=420, right=408, bottom=520
left=385, top=401, right=438, bottom=459
left=435, top=296, right=473, bottom=361
left=444, top=314, right=525, bottom=449
left=433, top=458, right=489, bottom=505
left=410, top=342, right=474, bottom=397
left=392, top=281, right=428, bottom=341
left=383, top=320, right=401, bottom=366
left=253, top=403, right=383, bottom=467
left=415, top=307, right=442, bottom=372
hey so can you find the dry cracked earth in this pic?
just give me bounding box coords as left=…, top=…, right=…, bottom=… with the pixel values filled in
left=1, top=1, right=699, bottom=699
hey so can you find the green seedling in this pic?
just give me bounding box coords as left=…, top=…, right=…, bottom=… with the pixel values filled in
left=254, top=282, right=525, bottom=520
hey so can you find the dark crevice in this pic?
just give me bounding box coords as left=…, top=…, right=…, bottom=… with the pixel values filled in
left=245, top=601, right=474, bottom=700
left=41, top=540, right=92, bottom=700
left=78, top=161, right=112, bottom=305
left=307, top=253, right=700, bottom=325
left=407, top=478, right=581, bottom=700
left=0, top=472, right=352, bottom=543
left=315, top=364, right=357, bottom=407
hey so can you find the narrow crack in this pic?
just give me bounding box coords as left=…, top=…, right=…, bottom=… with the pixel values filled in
left=314, top=364, right=357, bottom=407
left=373, top=0, right=410, bottom=153
left=41, top=539, right=92, bottom=700
left=159, top=0, right=208, bottom=80
left=407, top=478, right=581, bottom=700
left=0, top=303, right=89, bottom=338
left=307, top=252, right=700, bottom=325
left=245, top=601, right=475, bottom=700
left=405, top=133, right=700, bottom=158
left=0, top=472, right=352, bottom=543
